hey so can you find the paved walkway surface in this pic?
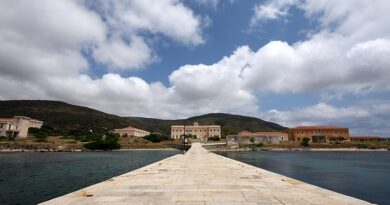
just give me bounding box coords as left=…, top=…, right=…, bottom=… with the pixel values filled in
left=41, top=143, right=372, bottom=205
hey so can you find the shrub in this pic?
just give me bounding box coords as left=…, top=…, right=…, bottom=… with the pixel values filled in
left=255, top=142, right=264, bottom=147
left=355, top=144, right=368, bottom=149
left=143, top=133, right=170, bottom=143
left=208, top=136, right=220, bottom=141
left=83, top=133, right=120, bottom=150
left=34, top=138, right=48, bottom=142
left=301, top=137, right=310, bottom=147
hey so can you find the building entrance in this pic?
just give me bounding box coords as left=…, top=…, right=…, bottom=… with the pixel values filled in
left=312, top=135, right=326, bottom=143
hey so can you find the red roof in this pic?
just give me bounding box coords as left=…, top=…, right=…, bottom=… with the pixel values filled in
left=238, top=131, right=253, bottom=135
left=292, top=126, right=346, bottom=129
left=0, top=118, right=14, bottom=122
left=114, top=126, right=149, bottom=133
left=350, top=136, right=383, bottom=140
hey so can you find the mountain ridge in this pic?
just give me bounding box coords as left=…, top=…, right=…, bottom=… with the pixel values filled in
left=0, top=100, right=287, bottom=136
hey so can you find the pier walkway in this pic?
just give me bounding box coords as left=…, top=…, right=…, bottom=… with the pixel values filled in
left=41, top=143, right=372, bottom=205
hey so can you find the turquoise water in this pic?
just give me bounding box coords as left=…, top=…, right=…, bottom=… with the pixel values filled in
left=217, top=151, right=390, bottom=205
left=0, top=150, right=180, bottom=205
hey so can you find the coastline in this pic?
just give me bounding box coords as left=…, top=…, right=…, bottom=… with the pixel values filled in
left=207, top=147, right=390, bottom=152
left=0, top=147, right=180, bottom=153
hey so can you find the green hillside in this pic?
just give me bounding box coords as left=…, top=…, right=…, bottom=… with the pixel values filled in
left=0, top=100, right=130, bottom=134
left=127, top=113, right=287, bottom=136
left=0, top=100, right=287, bottom=136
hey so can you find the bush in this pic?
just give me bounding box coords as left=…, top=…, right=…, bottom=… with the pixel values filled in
left=356, top=144, right=368, bottom=149
left=255, top=142, right=264, bottom=147
left=143, top=133, right=170, bottom=143
left=34, top=138, right=48, bottom=142
left=83, top=133, right=120, bottom=150
left=208, top=136, right=220, bottom=141
left=84, top=140, right=120, bottom=150
left=301, top=137, right=310, bottom=147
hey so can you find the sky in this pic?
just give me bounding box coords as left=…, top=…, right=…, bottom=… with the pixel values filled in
left=0, top=0, right=389, bottom=136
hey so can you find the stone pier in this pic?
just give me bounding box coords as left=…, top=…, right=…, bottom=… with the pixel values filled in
left=41, top=143, right=373, bottom=205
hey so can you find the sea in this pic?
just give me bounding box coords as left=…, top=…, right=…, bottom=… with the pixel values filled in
left=0, top=150, right=389, bottom=204
left=217, top=151, right=390, bottom=205
left=0, top=150, right=181, bottom=205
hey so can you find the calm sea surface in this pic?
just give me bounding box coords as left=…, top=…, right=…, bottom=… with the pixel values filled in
left=217, top=151, right=390, bottom=205
left=0, top=150, right=180, bottom=205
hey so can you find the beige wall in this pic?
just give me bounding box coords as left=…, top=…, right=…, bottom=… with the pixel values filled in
left=114, top=126, right=150, bottom=137
left=0, top=116, right=43, bottom=139
left=171, top=123, right=221, bottom=140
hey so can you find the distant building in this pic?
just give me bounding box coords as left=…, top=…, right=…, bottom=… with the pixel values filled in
left=350, top=136, right=384, bottom=142
left=227, top=131, right=288, bottom=146
left=288, top=126, right=350, bottom=143
left=0, top=116, right=43, bottom=139
left=171, top=122, right=221, bottom=140
left=114, top=126, right=150, bottom=137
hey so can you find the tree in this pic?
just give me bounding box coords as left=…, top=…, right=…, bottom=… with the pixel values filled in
left=208, top=135, right=220, bottom=141
left=336, top=136, right=345, bottom=144
left=249, top=137, right=255, bottom=145
left=222, top=126, right=234, bottom=139
left=83, top=133, right=120, bottom=150
left=143, top=133, right=170, bottom=143
left=301, top=137, right=310, bottom=147
left=329, top=136, right=345, bottom=144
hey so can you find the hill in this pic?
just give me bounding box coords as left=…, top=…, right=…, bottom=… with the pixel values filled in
left=126, top=113, right=287, bottom=136
left=0, top=100, right=287, bottom=136
left=0, top=100, right=130, bottom=135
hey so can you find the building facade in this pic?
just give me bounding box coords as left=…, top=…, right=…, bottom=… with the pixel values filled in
left=0, top=116, right=43, bottom=139
left=114, top=126, right=150, bottom=137
left=350, top=136, right=384, bottom=142
left=171, top=122, right=221, bottom=140
left=227, top=131, right=288, bottom=146
left=288, top=126, right=350, bottom=143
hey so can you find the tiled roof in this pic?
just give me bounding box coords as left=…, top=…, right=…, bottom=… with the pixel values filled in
left=114, top=126, right=149, bottom=133
left=0, top=118, right=14, bottom=122
left=350, top=136, right=383, bottom=139
left=291, top=126, right=346, bottom=129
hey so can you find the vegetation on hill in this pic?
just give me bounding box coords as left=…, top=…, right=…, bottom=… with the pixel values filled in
left=127, top=113, right=287, bottom=137
left=0, top=100, right=287, bottom=139
left=0, top=100, right=130, bottom=136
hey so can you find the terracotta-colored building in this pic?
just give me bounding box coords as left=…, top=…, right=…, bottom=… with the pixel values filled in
left=350, top=136, right=384, bottom=142
left=288, top=126, right=350, bottom=143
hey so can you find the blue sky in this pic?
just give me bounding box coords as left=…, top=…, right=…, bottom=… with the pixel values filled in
left=0, top=0, right=389, bottom=136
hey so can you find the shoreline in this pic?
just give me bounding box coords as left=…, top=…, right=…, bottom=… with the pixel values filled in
left=0, top=147, right=180, bottom=153
left=208, top=147, right=390, bottom=152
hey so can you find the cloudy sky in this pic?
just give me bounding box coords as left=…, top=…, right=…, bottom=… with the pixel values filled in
left=1, top=0, right=389, bottom=136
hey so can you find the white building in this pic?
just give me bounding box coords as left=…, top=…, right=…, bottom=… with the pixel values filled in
left=0, top=116, right=44, bottom=139
left=114, top=126, right=150, bottom=137
left=171, top=122, right=221, bottom=140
